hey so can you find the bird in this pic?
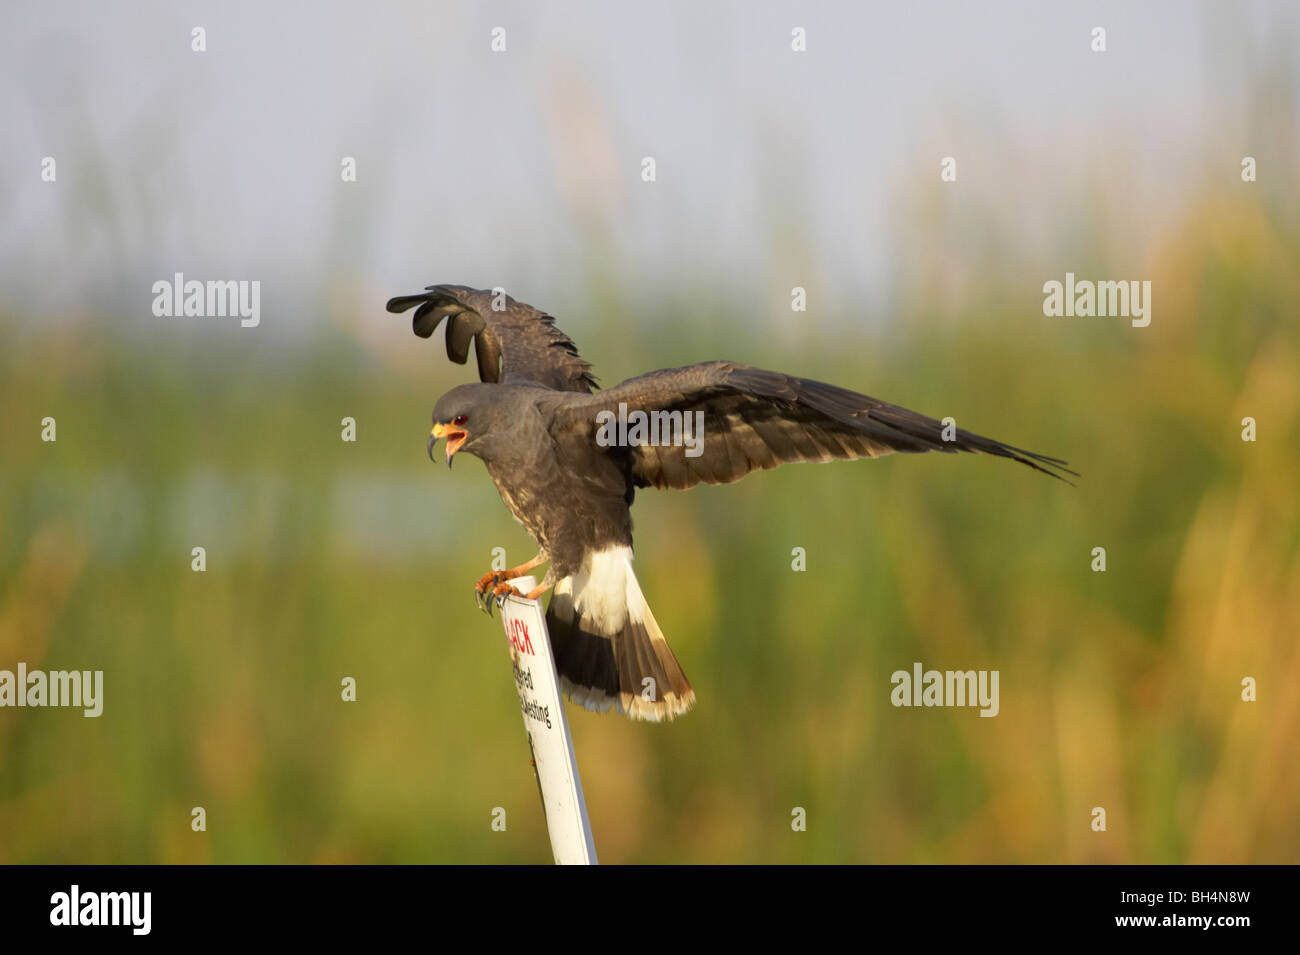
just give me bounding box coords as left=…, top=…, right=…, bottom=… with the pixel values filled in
left=388, top=284, right=1075, bottom=722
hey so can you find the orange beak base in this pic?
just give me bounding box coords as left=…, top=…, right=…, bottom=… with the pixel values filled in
left=430, top=423, right=468, bottom=467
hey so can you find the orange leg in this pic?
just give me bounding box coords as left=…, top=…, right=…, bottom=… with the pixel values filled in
left=483, top=579, right=552, bottom=617
left=475, top=552, right=547, bottom=614
left=492, top=579, right=550, bottom=601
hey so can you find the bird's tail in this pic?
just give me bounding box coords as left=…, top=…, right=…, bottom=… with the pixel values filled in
left=545, top=546, right=695, bottom=721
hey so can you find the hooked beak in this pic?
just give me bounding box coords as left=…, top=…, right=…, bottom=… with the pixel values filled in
left=429, top=423, right=468, bottom=469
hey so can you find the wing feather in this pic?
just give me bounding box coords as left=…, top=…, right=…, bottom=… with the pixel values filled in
left=387, top=284, right=596, bottom=393
left=554, top=361, right=1076, bottom=488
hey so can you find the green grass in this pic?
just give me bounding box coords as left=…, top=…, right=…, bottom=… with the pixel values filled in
left=1, top=178, right=1298, bottom=864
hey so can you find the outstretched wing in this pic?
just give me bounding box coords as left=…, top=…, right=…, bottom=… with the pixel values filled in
left=556, top=361, right=1076, bottom=489
left=386, top=284, right=597, bottom=394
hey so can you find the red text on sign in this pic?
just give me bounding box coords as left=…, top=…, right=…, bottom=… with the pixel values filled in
left=508, top=618, right=535, bottom=656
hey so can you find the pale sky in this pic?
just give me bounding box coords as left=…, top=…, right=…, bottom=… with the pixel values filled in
left=2, top=0, right=1295, bottom=331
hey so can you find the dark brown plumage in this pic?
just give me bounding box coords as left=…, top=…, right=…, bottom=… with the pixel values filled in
left=554, top=363, right=1075, bottom=489
left=387, top=284, right=597, bottom=393
left=389, top=284, right=1075, bottom=721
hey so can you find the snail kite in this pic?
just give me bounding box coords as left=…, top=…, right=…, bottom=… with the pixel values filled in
left=388, top=284, right=1074, bottom=721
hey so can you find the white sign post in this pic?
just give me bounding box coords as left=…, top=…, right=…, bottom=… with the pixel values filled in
left=499, top=575, right=598, bottom=865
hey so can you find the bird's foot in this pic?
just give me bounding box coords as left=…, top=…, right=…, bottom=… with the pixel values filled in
left=475, top=570, right=548, bottom=616
left=494, top=581, right=526, bottom=605
left=484, top=582, right=526, bottom=617
left=474, top=570, right=504, bottom=614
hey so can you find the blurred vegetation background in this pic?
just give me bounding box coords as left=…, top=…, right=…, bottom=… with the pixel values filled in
left=2, top=3, right=1298, bottom=863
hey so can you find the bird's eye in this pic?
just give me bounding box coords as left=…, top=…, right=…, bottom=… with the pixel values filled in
left=453, top=414, right=468, bottom=427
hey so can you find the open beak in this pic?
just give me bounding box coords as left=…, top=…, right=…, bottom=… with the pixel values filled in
left=429, top=423, right=468, bottom=468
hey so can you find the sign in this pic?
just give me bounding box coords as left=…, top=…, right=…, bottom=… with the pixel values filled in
left=499, top=576, right=598, bottom=865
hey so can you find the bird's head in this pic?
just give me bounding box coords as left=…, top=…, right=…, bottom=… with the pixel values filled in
left=428, top=383, right=507, bottom=468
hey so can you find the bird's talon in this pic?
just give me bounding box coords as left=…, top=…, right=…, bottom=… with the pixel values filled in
left=475, top=570, right=510, bottom=616
left=492, top=582, right=525, bottom=607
